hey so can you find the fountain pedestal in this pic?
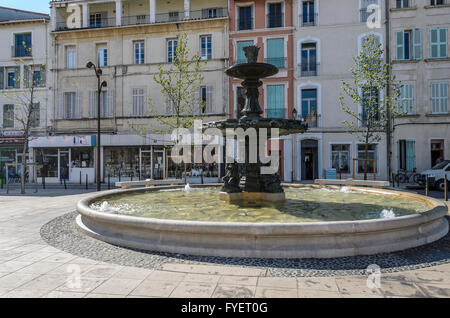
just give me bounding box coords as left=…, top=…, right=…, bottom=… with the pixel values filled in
left=219, top=191, right=286, bottom=203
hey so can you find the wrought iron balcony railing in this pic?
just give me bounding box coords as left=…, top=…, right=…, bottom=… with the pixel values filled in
left=264, top=57, right=287, bottom=69
left=297, top=63, right=320, bottom=77
left=299, top=13, right=317, bottom=27
left=11, top=45, right=32, bottom=58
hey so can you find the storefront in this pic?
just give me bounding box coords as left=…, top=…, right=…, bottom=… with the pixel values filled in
left=0, top=130, right=25, bottom=183
left=30, top=136, right=96, bottom=183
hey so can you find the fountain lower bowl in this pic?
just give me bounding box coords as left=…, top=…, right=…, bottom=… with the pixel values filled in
left=76, top=184, right=449, bottom=259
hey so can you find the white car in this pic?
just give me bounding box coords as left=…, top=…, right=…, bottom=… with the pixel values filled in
left=420, top=160, right=450, bottom=191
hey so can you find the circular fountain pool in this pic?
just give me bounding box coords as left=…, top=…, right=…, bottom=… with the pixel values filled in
left=76, top=184, right=449, bottom=259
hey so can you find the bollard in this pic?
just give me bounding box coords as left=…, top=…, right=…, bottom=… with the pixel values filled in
left=119, top=171, right=121, bottom=182
left=397, top=173, right=400, bottom=188
left=108, top=175, right=111, bottom=190
left=425, top=175, right=429, bottom=197
left=6, top=173, right=8, bottom=194
left=445, top=174, right=448, bottom=202
left=131, top=175, right=133, bottom=182
left=64, top=179, right=67, bottom=190
left=1, top=173, right=3, bottom=190
left=43, top=176, right=46, bottom=189
left=80, top=171, right=82, bottom=185
left=86, top=175, right=88, bottom=190
left=391, top=173, right=395, bottom=188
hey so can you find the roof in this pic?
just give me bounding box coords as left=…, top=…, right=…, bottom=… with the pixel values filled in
left=0, top=6, right=49, bottom=23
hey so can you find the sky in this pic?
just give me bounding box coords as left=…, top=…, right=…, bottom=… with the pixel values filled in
left=0, top=0, right=50, bottom=14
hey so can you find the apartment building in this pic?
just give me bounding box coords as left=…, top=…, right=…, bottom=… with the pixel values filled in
left=34, top=0, right=229, bottom=184
left=0, top=7, right=51, bottom=182
left=280, top=0, right=389, bottom=182
left=390, top=0, right=450, bottom=175
left=228, top=0, right=295, bottom=179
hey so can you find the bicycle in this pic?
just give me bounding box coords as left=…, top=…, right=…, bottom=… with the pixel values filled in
left=394, top=168, right=422, bottom=184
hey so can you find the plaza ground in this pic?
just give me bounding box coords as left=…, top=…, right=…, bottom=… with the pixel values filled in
left=0, top=187, right=449, bottom=298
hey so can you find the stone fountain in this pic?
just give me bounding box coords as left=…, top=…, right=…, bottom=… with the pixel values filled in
left=204, top=46, right=308, bottom=202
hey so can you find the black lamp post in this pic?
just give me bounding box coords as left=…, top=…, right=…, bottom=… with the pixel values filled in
left=87, top=62, right=107, bottom=192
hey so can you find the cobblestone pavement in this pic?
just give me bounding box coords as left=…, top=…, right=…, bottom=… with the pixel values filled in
left=0, top=189, right=449, bottom=298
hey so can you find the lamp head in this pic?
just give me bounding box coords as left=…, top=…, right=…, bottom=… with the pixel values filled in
left=86, top=61, right=94, bottom=69
left=101, top=81, right=107, bottom=88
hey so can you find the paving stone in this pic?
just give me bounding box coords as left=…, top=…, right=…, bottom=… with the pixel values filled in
left=82, top=264, right=123, bottom=278
left=298, top=289, right=341, bottom=298
left=112, top=267, right=153, bottom=280
left=255, top=287, right=297, bottom=298
left=1, top=288, right=50, bottom=298
left=160, top=263, right=266, bottom=277
left=92, top=278, right=143, bottom=296
left=335, top=277, right=384, bottom=297
left=0, top=273, right=40, bottom=289
left=379, top=281, right=426, bottom=297
left=170, top=282, right=217, bottom=298
left=0, top=260, right=33, bottom=273
left=56, top=277, right=106, bottom=293
left=218, top=276, right=258, bottom=286
left=297, top=277, right=340, bottom=292
left=213, top=285, right=256, bottom=298
left=183, top=273, right=221, bottom=284
left=41, top=252, right=78, bottom=263
left=85, top=293, right=126, bottom=298
left=146, top=270, right=186, bottom=282
left=44, top=290, right=87, bottom=298
left=16, top=262, right=65, bottom=275
left=130, top=280, right=179, bottom=297
left=415, top=283, right=450, bottom=298
left=258, top=277, right=297, bottom=289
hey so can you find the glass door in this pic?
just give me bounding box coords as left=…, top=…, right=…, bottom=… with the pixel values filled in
left=153, top=150, right=165, bottom=180
left=140, top=150, right=152, bottom=180
left=59, top=150, right=70, bottom=181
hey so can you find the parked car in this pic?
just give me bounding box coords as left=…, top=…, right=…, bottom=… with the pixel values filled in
left=419, top=160, right=450, bottom=191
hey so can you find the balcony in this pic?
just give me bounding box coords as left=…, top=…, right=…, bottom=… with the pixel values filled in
left=299, top=13, right=317, bottom=27
left=11, top=45, right=32, bottom=58
left=302, top=113, right=319, bottom=128
left=297, top=63, right=320, bottom=77
left=264, top=57, right=287, bottom=69
left=54, top=7, right=228, bottom=31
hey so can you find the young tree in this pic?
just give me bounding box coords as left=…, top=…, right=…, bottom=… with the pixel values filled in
left=339, top=34, right=403, bottom=180
left=1, top=43, right=46, bottom=194
left=132, top=33, right=207, bottom=179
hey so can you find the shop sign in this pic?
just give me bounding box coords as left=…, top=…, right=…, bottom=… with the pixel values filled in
left=30, top=135, right=96, bottom=148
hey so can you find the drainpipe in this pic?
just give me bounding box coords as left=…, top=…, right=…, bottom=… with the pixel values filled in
left=385, top=0, right=392, bottom=182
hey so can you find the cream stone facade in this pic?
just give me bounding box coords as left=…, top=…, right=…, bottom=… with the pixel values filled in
left=287, top=0, right=388, bottom=182
left=0, top=9, right=52, bottom=183
left=41, top=0, right=229, bottom=184
left=390, top=0, right=450, bottom=174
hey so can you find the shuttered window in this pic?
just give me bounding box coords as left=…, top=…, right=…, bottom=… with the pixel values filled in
left=430, top=28, right=448, bottom=59
left=133, top=88, right=145, bottom=116
left=267, top=38, right=285, bottom=69
left=398, top=83, right=414, bottom=114
left=431, top=82, right=448, bottom=114
left=200, top=86, right=213, bottom=114
left=267, top=85, right=285, bottom=119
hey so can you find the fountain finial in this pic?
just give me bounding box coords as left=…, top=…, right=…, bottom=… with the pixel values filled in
left=243, top=46, right=260, bottom=64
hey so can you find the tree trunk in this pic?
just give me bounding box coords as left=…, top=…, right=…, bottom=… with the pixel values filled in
left=20, top=140, right=28, bottom=194
left=364, top=134, right=369, bottom=181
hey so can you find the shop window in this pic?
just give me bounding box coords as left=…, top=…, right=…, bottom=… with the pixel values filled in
left=71, top=148, right=93, bottom=168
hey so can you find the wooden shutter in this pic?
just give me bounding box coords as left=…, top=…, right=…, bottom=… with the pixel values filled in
left=406, top=140, right=415, bottom=172
left=412, top=29, right=422, bottom=60
left=430, top=28, right=438, bottom=58
left=439, top=28, right=448, bottom=58
left=76, top=91, right=83, bottom=118
left=40, top=64, right=46, bottom=87
left=206, top=86, right=213, bottom=114
left=14, top=66, right=20, bottom=88
left=89, top=90, right=96, bottom=118
left=24, top=65, right=31, bottom=88
left=0, top=67, right=4, bottom=90
left=396, top=30, right=404, bottom=60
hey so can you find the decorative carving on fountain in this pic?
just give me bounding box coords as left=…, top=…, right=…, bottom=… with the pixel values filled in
left=222, top=163, right=242, bottom=193
left=243, top=46, right=260, bottom=64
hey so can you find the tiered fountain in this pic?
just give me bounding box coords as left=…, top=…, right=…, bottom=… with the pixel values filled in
left=76, top=47, right=449, bottom=259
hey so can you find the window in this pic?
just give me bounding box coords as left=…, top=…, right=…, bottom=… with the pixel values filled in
left=167, top=39, right=178, bottom=63
left=66, top=47, right=76, bottom=69
left=396, top=29, right=422, bottom=60
left=331, top=144, right=350, bottom=174
left=64, top=92, right=77, bottom=119
left=5, top=67, right=20, bottom=89
left=266, top=38, right=285, bottom=69
left=13, top=33, right=32, bottom=57
left=200, top=86, right=213, bottom=114
left=237, top=40, right=253, bottom=64
left=398, top=140, right=415, bottom=172
left=431, top=0, right=445, bottom=5
left=357, top=144, right=377, bottom=174
left=71, top=148, right=94, bottom=168
left=3, top=104, right=14, bottom=128
left=361, top=87, right=380, bottom=126
left=301, top=89, right=318, bottom=127
left=169, top=11, right=179, bottom=22
left=24, top=65, right=46, bottom=88
left=396, top=0, right=410, bottom=8
left=267, top=3, right=283, bottom=28
left=208, top=8, right=217, bottom=18
left=90, top=13, right=105, bottom=28
left=301, top=1, right=315, bottom=26
left=430, top=28, right=448, bottom=59
left=31, top=103, right=40, bottom=128
left=300, top=43, right=317, bottom=76
left=238, top=6, right=253, bottom=30
left=97, top=46, right=108, bottom=67
left=133, top=88, right=145, bottom=116
left=134, top=41, right=145, bottom=64
left=200, top=36, right=212, bottom=60
left=89, top=91, right=112, bottom=118
left=431, top=82, right=449, bottom=114
left=397, top=84, right=414, bottom=114
left=267, top=85, right=285, bottom=118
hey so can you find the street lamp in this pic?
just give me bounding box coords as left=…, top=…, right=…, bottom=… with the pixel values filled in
left=87, top=62, right=107, bottom=192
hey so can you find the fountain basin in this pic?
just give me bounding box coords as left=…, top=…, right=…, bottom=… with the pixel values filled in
left=76, top=185, right=449, bottom=259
